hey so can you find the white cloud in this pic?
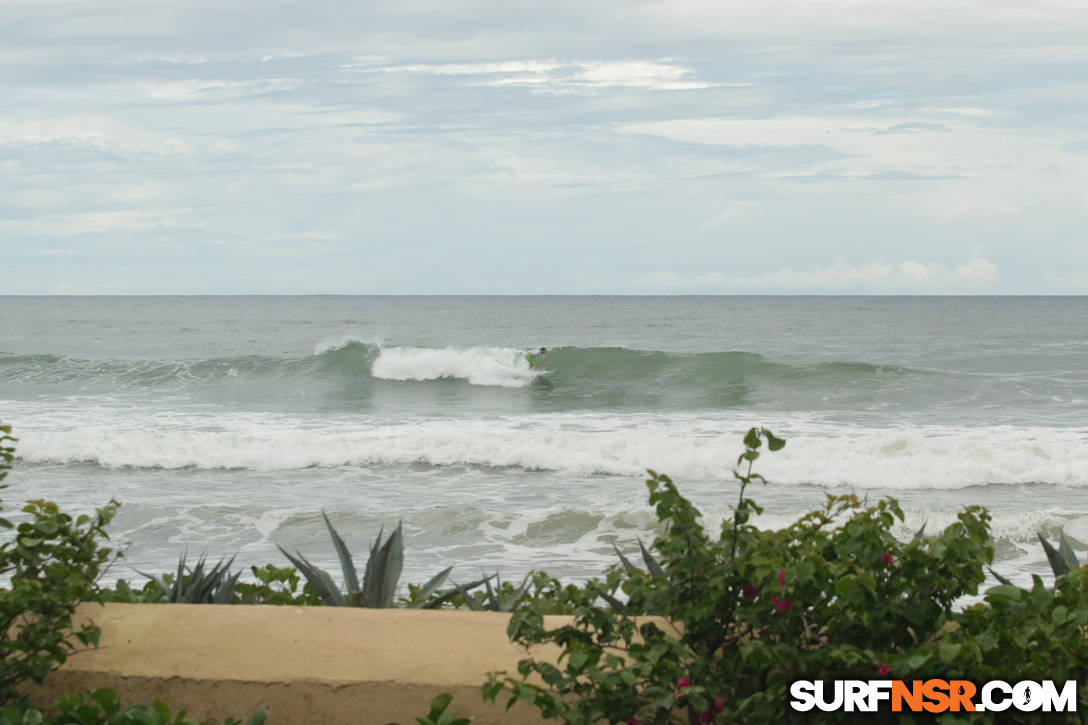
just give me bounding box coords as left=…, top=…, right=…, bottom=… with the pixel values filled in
left=639, top=270, right=727, bottom=285
left=617, top=110, right=1076, bottom=186
left=2, top=1, right=1085, bottom=293
left=137, top=78, right=301, bottom=102
left=369, top=59, right=719, bottom=93
left=1, top=209, right=197, bottom=237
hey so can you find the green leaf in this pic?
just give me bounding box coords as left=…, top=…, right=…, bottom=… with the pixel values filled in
left=986, top=565, right=1013, bottom=586
left=153, top=699, right=172, bottom=720
left=938, top=643, right=961, bottom=664
left=322, top=511, right=360, bottom=597
left=90, top=687, right=121, bottom=714
left=1038, top=533, right=1069, bottom=578
left=481, top=679, right=504, bottom=702
left=611, top=541, right=637, bottom=573
left=277, top=545, right=345, bottom=606
left=985, top=584, right=1024, bottom=604
left=427, top=693, right=453, bottom=719
left=363, top=522, right=404, bottom=608
left=638, top=538, right=666, bottom=579
left=1057, top=532, right=1080, bottom=570
left=763, top=430, right=786, bottom=451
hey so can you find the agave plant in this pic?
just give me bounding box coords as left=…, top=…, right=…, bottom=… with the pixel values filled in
left=988, top=530, right=1084, bottom=586
left=612, top=538, right=665, bottom=579
left=277, top=512, right=485, bottom=608
left=138, top=552, right=242, bottom=604
left=451, top=572, right=533, bottom=612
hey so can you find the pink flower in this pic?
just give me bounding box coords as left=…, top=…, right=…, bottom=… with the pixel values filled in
left=711, top=696, right=724, bottom=714
left=676, top=677, right=691, bottom=690
left=625, top=718, right=638, bottom=725
left=778, top=569, right=787, bottom=587
left=769, top=595, right=790, bottom=611
left=741, top=583, right=759, bottom=598
left=879, top=553, right=895, bottom=566
left=697, top=712, right=713, bottom=724
left=877, top=663, right=891, bottom=677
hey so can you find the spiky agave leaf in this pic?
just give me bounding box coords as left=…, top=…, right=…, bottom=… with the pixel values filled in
left=277, top=544, right=345, bottom=606
left=212, top=569, right=243, bottom=604
left=611, top=541, right=638, bottom=573
left=638, top=538, right=666, bottom=579
left=408, top=566, right=453, bottom=607
left=457, top=572, right=534, bottom=612
left=987, top=566, right=1013, bottom=586
left=181, top=555, right=212, bottom=603
left=136, top=551, right=188, bottom=603
left=183, top=555, right=240, bottom=603
left=456, top=580, right=485, bottom=611
left=495, top=572, right=533, bottom=612
left=483, top=578, right=500, bottom=610
left=421, top=574, right=494, bottom=609
left=208, top=556, right=242, bottom=604
left=1039, top=533, right=1071, bottom=578
left=599, top=590, right=626, bottom=611
left=138, top=553, right=241, bottom=603
left=1058, top=532, right=1080, bottom=571
left=321, top=511, right=360, bottom=598
left=362, top=522, right=404, bottom=607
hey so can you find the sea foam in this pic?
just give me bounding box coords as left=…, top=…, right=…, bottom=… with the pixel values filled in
left=10, top=410, right=1088, bottom=490
left=370, top=345, right=536, bottom=388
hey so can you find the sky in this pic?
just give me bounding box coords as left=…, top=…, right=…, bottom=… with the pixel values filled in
left=2, top=0, right=1087, bottom=294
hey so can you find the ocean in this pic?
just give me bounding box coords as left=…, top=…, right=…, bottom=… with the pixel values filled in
left=1, top=295, right=1086, bottom=590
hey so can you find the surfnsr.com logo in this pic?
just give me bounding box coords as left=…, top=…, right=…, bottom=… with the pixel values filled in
left=789, top=679, right=1078, bottom=714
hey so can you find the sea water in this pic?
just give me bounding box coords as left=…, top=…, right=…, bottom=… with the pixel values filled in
left=1, top=295, right=1086, bottom=588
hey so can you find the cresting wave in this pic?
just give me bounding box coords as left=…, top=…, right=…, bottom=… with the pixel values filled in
left=0, top=340, right=917, bottom=392
left=12, top=414, right=1088, bottom=489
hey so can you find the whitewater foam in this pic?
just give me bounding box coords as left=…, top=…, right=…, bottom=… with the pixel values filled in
left=370, top=345, right=536, bottom=388
left=9, top=409, right=1088, bottom=489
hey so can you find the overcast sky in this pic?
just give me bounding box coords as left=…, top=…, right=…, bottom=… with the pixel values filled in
left=2, top=0, right=1086, bottom=294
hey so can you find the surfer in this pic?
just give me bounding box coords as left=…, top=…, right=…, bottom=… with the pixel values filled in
left=525, top=347, right=547, bottom=370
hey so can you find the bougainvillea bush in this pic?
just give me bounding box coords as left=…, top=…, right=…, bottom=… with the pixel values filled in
left=0, top=423, right=121, bottom=705
left=487, top=428, right=1088, bottom=724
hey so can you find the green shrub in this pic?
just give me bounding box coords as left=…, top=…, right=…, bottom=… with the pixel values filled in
left=485, top=428, right=1087, bottom=723
left=0, top=688, right=265, bottom=725
left=234, top=564, right=323, bottom=606
left=103, top=564, right=321, bottom=606
left=0, top=424, right=121, bottom=705
left=385, top=692, right=469, bottom=725
left=100, top=577, right=168, bottom=604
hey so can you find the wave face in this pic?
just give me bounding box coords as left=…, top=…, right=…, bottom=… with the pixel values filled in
left=0, top=341, right=963, bottom=417
left=5, top=339, right=1080, bottom=425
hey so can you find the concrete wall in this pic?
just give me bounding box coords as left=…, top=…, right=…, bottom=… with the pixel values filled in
left=33, top=604, right=563, bottom=724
